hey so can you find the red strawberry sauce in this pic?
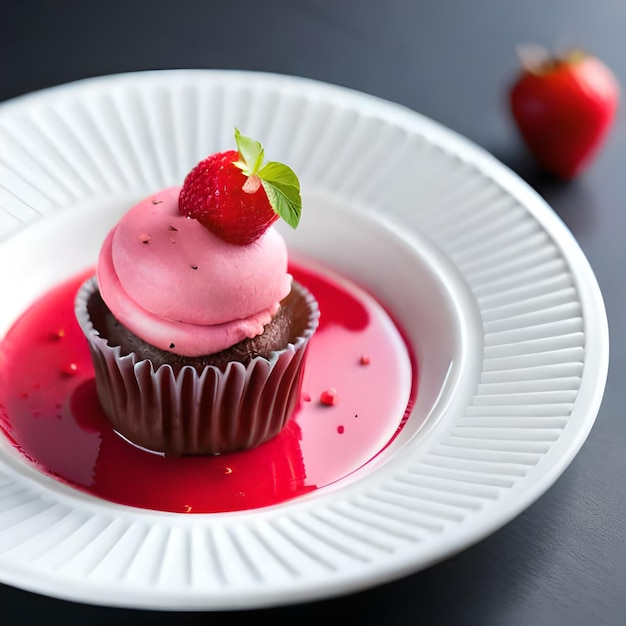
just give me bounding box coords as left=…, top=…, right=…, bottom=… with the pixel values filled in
left=0, top=261, right=416, bottom=514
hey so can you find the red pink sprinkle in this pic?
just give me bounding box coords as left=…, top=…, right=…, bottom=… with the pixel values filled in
left=359, top=354, right=371, bottom=365
left=61, top=363, right=78, bottom=377
left=320, top=388, right=338, bottom=406
left=337, top=425, right=345, bottom=434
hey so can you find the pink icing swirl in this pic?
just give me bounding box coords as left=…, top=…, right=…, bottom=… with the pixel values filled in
left=97, top=187, right=292, bottom=357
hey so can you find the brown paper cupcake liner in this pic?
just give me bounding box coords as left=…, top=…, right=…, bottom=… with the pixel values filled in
left=75, top=277, right=319, bottom=456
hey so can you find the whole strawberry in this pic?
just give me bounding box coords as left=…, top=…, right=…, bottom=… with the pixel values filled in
left=509, top=46, right=619, bottom=179
left=179, top=129, right=301, bottom=244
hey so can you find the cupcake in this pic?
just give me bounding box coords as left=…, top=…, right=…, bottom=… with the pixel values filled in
left=75, top=129, right=319, bottom=456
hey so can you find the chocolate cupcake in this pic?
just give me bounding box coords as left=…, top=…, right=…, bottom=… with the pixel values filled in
left=75, top=131, right=319, bottom=456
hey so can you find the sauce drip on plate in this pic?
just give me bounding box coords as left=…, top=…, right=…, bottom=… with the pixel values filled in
left=0, top=262, right=416, bottom=513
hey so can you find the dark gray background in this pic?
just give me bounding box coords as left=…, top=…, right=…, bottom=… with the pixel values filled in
left=1, top=1, right=625, bottom=624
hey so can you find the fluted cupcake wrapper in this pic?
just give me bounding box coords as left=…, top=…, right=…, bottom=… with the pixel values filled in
left=75, top=277, right=319, bottom=456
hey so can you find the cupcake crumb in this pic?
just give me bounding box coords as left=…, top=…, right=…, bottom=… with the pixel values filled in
left=139, top=233, right=151, bottom=244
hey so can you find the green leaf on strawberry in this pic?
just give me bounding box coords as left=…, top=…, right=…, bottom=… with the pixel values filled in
left=233, top=128, right=301, bottom=229
left=233, top=129, right=265, bottom=174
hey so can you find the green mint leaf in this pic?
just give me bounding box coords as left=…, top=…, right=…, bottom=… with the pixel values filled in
left=231, top=128, right=303, bottom=230
left=258, top=161, right=302, bottom=229
left=233, top=128, right=264, bottom=174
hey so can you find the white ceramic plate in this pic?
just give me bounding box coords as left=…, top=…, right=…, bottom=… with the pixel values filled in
left=0, top=70, right=609, bottom=610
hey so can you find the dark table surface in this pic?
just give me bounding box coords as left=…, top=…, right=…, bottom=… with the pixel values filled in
left=2, top=1, right=625, bottom=624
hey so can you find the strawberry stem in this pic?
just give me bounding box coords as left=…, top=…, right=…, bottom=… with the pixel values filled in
left=516, top=44, right=589, bottom=75
left=242, top=174, right=261, bottom=194
left=516, top=44, right=553, bottom=74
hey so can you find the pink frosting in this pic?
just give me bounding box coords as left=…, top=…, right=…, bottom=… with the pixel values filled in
left=97, top=186, right=292, bottom=357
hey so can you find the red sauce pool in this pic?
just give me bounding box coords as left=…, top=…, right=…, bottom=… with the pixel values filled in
left=0, top=261, right=416, bottom=513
